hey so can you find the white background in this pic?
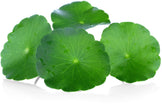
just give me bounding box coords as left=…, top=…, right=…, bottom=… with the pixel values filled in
left=0, top=0, right=162, bottom=104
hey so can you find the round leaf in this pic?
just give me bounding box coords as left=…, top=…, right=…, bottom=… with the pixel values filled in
left=1, top=15, right=52, bottom=80
left=51, top=1, right=110, bottom=29
left=101, top=22, right=161, bottom=83
left=36, top=28, right=110, bottom=91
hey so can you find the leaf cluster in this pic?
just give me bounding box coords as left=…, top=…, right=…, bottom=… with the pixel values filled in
left=1, top=1, right=160, bottom=92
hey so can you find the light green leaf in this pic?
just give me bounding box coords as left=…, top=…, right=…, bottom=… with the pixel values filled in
left=1, top=15, right=52, bottom=80
left=101, top=22, right=161, bottom=83
left=36, top=28, right=110, bottom=91
left=51, top=1, right=110, bottom=29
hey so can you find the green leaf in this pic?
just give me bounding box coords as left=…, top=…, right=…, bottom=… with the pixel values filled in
left=36, top=28, right=110, bottom=91
left=1, top=15, right=52, bottom=80
left=51, top=1, right=110, bottom=29
left=101, top=22, right=161, bottom=83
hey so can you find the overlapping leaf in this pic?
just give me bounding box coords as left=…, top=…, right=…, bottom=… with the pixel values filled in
left=36, top=28, right=110, bottom=91
left=51, top=1, right=110, bottom=29
left=1, top=15, right=52, bottom=80
left=101, top=22, right=161, bottom=83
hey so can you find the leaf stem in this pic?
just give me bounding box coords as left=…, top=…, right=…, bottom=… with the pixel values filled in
left=34, top=77, right=40, bottom=85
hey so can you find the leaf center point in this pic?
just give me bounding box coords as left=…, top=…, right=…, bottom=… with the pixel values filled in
left=125, top=53, right=130, bottom=59
left=24, top=47, right=29, bottom=54
left=73, top=58, right=79, bottom=64
left=79, top=21, right=84, bottom=24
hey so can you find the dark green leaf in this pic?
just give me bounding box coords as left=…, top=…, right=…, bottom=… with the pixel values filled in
left=1, top=15, right=52, bottom=80
left=101, top=22, right=161, bottom=83
left=51, top=1, right=110, bottom=29
left=36, top=28, right=110, bottom=91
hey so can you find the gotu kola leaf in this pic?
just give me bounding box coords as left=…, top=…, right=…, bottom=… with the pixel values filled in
left=51, top=1, right=110, bottom=29
left=101, top=22, right=161, bottom=83
left=1, top=15, right=52, bottom=80
left=36, top=28, right=110, bottom=91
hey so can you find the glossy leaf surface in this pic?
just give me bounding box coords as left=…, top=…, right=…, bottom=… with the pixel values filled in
left=1, top=15, right=52, bottom=80
left=101, top=22, right=161, bottom=83
left=51, top=1, right=110, bottom=29
left=37, top=28, right=110, bottom=91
